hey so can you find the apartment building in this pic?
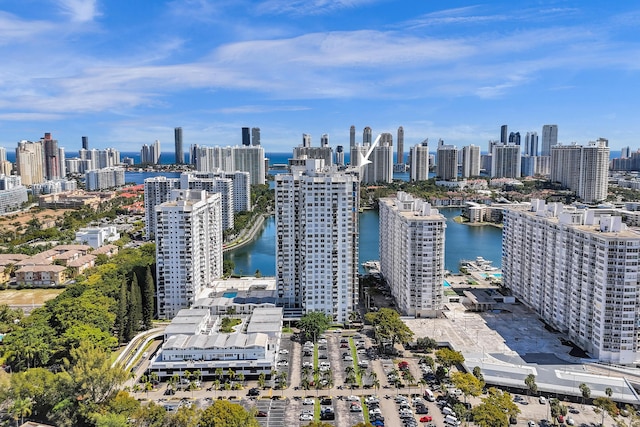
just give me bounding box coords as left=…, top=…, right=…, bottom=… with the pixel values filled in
left=275, top=159, right=360, bottom=322
left=379, top=191, right=445, bottom=317
left=503, top=199, right=640, bottom=364
left=155, top=190, right=223, bottom=318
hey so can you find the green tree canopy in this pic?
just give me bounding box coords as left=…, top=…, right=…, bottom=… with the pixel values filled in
left=451, top=371, right=484, bottom=401
left=472, top=387, right=520, bottom=427
left=298, top=311, right=333, bottom=342
left=198, top=400, right=259, bottom=427
left=435, top=348, right=465, bottom=368
left=365, top=308, right=414, bottom=353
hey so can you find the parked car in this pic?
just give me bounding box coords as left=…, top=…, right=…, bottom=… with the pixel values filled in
left=420, top=416, right=433, bottom=422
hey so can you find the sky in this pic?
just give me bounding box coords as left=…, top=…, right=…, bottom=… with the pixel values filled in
left=0, top=0, right=639, bottom=154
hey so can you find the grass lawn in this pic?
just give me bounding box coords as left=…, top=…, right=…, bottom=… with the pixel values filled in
left=0, top=288, right=64, bottom=305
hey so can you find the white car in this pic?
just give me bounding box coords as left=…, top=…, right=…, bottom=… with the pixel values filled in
left=566, top=418, right=575, bottom=426
left=346, top=395, right=359, bottom=401
left=527, top=421, right=537, bottom=427
left=539, top=396, right=547, bottom=404
left=350, top=404, right=362, bottom=412
left=369, top=408, right=382, bottom=416
left=299, top=413, right=313, bottom=421
left=302, top=398, right=314, bottom=405
left=279, top=349, right=289, bottom=354
left=343, top=355, right=354, bottom=361
left=365, top=396, right=380, bottom=404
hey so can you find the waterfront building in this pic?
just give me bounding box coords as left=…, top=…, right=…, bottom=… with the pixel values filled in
left=194, top=145, right=265, bottom=185
left=409, top=140, right=430, bottom=181
left=379, top=191, right=445, bottom=317
left=436, top=144, right=458, bottom=180
left=320, top=134, right=329, bottom=147
left=82, top=136, right=89, bottom=150
left=144, top=171, right=248, bottom=239
left=462, top=145, right=481, bottom=178
left=174, top=127, right=184, bottom=164
left=141, top=140, right=161, bottom=165
left=293, top=145, right=334, bottom=167
left=275, top=159, right=360, bottom=322
left=550, top=140, right=609, bottom=203
left=155, top=189, right=223, bottom=318
left=84, top=167, right=125, bottom=190
left=32, top=179, right=77, bottom=196
left=349, top=134, right=393, bottom=184
left=525, top=131, right=539, bottom=156
left=363, top=127, right=372, bottom=145
left=491, top=144, right=521, bottom=178
left=503, top=199, right=640, bottom=364
left=541, top=124, right=558, bottom=156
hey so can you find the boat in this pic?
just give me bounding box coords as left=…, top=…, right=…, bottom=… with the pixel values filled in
left=459, top=256, right=498, bottom=272
left=362, top=260, right=380, bottom=273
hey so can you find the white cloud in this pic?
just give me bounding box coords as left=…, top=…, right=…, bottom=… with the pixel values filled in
left=0, top=11, right=57, bottom=44
left=55, top=0, right=101, bottom=22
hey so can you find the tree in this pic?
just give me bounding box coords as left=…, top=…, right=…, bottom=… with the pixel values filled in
left=365, top=308, right=414, bottom=353
left=435, top=348, right=465, bottom=370
left=298, top=311, right=333, bottom=342
left=472, top=366, right=484, bottom=382
left=594, top=397, right=618, bottom=426
left=524, top=374, right=537, bottom=397
left=9, top=397, right=32, bottom=426
left=116, top=280, right=128, bottom=343
left=416, top=337, right=438, bottom=352
left=199, top=400, right=259, bottom=427
left=579, top=383, right=590, bottom=405
left=126, top=273, right=142, bottom=341
left=142, top=266, right=155, bottom=329
left=549, top=398, right=568, bottom=420
left=472, top=387, right=519, bottom=427
left=168, top=404, right=200, bottom=427
left=451, top=371, right=484, bottom=405
left=605, top=387, right=613, bottom=398
left=257, top=372, right=266, bottom=389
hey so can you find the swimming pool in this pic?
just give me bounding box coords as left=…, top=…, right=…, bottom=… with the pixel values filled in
left=443, top=280, right=451, bottom=287
left=222, top=292, right=238, bottom=298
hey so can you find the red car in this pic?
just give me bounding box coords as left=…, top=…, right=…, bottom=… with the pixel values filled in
left=557, top=415, right=564, bottom=423
left=419, top=416, right=433, bottom=422
left=398, top=361, right=409, bottom=370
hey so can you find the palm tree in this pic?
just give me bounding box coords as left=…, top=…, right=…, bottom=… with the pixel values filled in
left=10, top=398, right=32, bottom=426
left=258, top=372, right=266, bottom=389
left=193, top=369, right=202, bottom=383
left=372, top=378, right=381, bottom=395
left=215, top=367, right=224, bottom=382
left=237, top=372, right=245, bottom=388
left=227, top=368, right=236, bottom=382
left=345, top=365, right=355, bottom=376
left=301, top=377, right=311, bottom=390
left=302, top=365, right=312, bottom=380
left=403, top=371, right=415, bottom=396
left=605, top=387, right=613, bottom=398
left=418, top=378, right=428, bottom=395
left=213, top=379, right=221, bottom=394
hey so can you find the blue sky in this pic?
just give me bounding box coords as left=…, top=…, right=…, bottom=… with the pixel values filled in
left=0, top=0, right=639, bottom=154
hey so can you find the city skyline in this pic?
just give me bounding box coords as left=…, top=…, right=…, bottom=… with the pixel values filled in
left=0, top=1, right=639, bottom=152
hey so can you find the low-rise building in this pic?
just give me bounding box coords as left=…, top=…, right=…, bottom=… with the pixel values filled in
left=75, top=226, right=120, bottom=248
left=15, top=265, right=66, bottom=286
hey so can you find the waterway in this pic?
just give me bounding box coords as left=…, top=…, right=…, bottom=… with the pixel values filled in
left=224, top=208, right=503, bottom=276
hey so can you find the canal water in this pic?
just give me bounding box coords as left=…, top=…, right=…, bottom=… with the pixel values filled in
left=225, top=208, right=503, bottom=276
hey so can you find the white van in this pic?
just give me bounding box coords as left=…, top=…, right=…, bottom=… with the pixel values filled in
left=424, top=389, right=435, bottom=402
left=442, top=406, right=454, bottom=416
left=444, top=414, right=460, bottom=426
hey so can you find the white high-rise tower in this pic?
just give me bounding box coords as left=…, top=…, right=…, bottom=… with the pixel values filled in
left=155, top=189, right=223, bottom=318
left=379, top=191, right=445, bottom=317
left=275, top=159, right=360, bottom=322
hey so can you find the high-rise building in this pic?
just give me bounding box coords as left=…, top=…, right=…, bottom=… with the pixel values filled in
left=275, top=159, right=360, bottom=322
left=174, top=127, right=184, bottom=164
left=42, top=133, right=61, bottom=180
left=396, top=126, right=404, bottom=165
left=436, top=145, right=458, bottom=180
left=462, top=145, right=481, bottom=178
left=350, top=125, right=356, bottom=149
left=194, top=145, right=265, bottom=185
left=293, top=145, right=334, bottom=167
left=155, top=189, right=223, bottom=318
left=320, top=134, right=329, bottom=147
left=85, top=167, right=125, bottom=190
left=541, top=124, right=558, bottom=156
left=242, top=127, right=251, bottom=146
left=144, top=176, right=181, bottom=239
left=141, top=140, right=161, bottom=164
left=302, top=133, right=312, bottom=148
left=491, top=144, right=521, bottom=178
left=251, top=127, right=261, bottom=146
left=369, top=137, right=393, bottom=184
left=82, top=136, right=89, bottom=150
left=335, top=145, right=345, bottom=166
left=379, top=191, right=445, bottom=317
left=503, top=199, right=640, bottom=363
left=16, top=140, right=45, bottom=186
left=508, top=132, right=521, bottom=146
left=525, top=132, right=538, bottom=156
left=500, top=125, right=508, bottom=144
left=409, top=140, right=430, bottom=182
left=621, top=146, right=631, bottom=158
left=363, top=127, right=372, bottom=145
left=551, top=140, right=609, bottom=203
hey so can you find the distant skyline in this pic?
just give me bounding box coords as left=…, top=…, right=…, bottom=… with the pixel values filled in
left=1, top=1, right=640, bottom=152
